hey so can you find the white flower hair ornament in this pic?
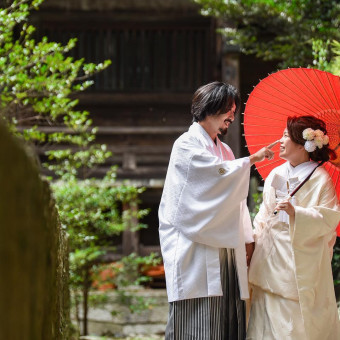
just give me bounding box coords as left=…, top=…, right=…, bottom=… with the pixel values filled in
left=302, top=128, right=329, bottom=152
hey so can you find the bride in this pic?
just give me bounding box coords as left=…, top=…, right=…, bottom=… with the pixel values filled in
left=247, top=115, right=340, bottom=340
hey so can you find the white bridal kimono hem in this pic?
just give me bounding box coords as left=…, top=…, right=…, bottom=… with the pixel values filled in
left=159, top=122, right=253, bottom=303
left=247, top=161, right=340, bottom=340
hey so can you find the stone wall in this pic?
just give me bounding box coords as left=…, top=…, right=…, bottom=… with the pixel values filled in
left=75, top=289, right=168, bottom=338
left=0, top=122, right=70, bottom=340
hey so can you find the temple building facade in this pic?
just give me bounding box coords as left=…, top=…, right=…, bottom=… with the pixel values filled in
left=31, top=0, right=276, bottom=268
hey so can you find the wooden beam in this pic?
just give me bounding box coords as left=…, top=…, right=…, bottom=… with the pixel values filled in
left=112, top=154, right=170, bottom=165
left=74, top=93, right=192, bottom=105
left=34, top=145, right=173, bottom=155
left=33, top=12, right=210, bottom=28
left=139, top=245, right=161, bottom=257
left=20, top=126, right=187, bottom=135
left=90, top=165, right=168, bottom=177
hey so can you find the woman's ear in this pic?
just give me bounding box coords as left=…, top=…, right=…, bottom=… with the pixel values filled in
left=297, top=144, right=309, bottom=158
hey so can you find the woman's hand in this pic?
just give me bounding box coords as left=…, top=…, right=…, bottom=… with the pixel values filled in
left=274, top=199, right=295, bottom=217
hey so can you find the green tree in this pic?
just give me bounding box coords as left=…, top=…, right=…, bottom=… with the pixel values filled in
left=52, top=170, right=158, bottom=335
left=312, top=39, right=340, bottom=76
left=0, top=1, right=160, bottom=335
left=195, top=0, right=340, bottom=68
left=328, top=41, right=340, bottom=76
left=0, top=0, right=111, bottom=179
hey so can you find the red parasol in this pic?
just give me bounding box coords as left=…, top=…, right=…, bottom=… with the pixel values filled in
left=243, top=68, right=340, bottom=234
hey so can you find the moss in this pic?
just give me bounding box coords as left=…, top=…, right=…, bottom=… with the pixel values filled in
left=0, top=122, right=70, bottom=339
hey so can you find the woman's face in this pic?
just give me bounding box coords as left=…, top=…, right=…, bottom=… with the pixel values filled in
left=279, top=128, right=307, bottom=165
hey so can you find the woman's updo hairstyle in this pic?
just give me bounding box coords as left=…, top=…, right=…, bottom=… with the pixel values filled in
left=287, top=115, right=336, bottom=162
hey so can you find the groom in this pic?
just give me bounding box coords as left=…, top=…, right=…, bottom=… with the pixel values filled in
left=158, top=81, right=275, bottom=339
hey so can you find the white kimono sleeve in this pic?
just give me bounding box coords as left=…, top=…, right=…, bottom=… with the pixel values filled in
left=241, top=200, right=254, bottom=244
left=291, top=178, right=340, bottom=244
left=253, top=172, right=275, bottom=239
left=172, top=148, right=251, bottom=249
left=287, top=174, right=340, bottom=340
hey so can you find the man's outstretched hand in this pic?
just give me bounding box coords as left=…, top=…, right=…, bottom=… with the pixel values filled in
left=249, top=140, right=280, bottom=165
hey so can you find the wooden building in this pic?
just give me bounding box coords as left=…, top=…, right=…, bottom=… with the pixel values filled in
left=32, top=0, right=276, bottom=265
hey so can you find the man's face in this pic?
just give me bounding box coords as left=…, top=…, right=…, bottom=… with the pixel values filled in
left=213, top=103, right=236, bottom=136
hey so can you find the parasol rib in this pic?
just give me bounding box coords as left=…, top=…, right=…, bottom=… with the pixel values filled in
left=245, top=143, right=280, bottom=147
left=280, top=70, right=326, bottom=113
left=301, top=68, right=339, bottom=116
left=333, top=168, right=340, bottom=194
left=325, top=72, right=340, bottom=110
left=241, top=112, right=287, bottom=122
left=311, top=69, right=339, bottom=112
left=253, top=88, right=313, bottom=116
left=241, top=123, right=285, bottom=129
left=246, top=96, right=306, bottom=116
left=287, top=68, right=330, bottom=109
left=317, top=110, right=340, bottom=125
left=243, top=134, right=282, bottom=137
left=259, top=77, right=322, bottom=114
left=327, top=164, right=336, bottom=179
left=244, top=103, right=294, bottom=117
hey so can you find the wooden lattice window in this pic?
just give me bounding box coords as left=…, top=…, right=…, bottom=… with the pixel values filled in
left=38, top=16, right=215, bottom=93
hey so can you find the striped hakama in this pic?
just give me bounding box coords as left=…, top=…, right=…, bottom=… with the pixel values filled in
left=165, top=249, right=246, bottom=340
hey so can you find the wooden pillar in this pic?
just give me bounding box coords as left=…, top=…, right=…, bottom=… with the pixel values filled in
left=221, top=52, right=242, bottom=158
left=123, top=152, right=136, bottom=170
left=122, top=201, right=140, bottom=255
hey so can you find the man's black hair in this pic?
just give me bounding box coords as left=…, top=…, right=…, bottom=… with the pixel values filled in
left=191, top=81, right=241, bottom=122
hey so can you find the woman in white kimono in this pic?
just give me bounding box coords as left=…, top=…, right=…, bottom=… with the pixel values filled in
left=247, top=115, right=340, bottom=340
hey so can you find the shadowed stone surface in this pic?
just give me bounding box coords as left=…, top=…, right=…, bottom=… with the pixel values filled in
left=0, top=122, right=70, bottom=340
left=75, top=289, right=168, bottom=337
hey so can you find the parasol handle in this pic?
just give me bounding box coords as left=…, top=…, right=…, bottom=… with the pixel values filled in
left=273, top=161, right=324, bottom=215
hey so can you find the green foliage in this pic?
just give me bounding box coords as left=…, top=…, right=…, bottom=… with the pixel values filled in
left=91, top=253, right=161, bottom=315
left=328, top=41, right=340, bottom=76
left=52, top=169, right=158, bottom=331
left=195, top=0, right=340, bottom=68
left=311, top=39, right=330, bottom=71
left=112, top=253, right=161, bottom=289
left=311, top=38, right=340, bottom=76
left=333, top=239, right=340, bottom=284
left=249, top=191, right=263, bottom=221
left=52, top=168, right=149, bottom=287
left=1, top=0, right=161, bottom=334
left=0, top=0, right=111, bottom=179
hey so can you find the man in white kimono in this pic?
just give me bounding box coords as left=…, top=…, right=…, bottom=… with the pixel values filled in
left=159, top=81, right=276, bottom=339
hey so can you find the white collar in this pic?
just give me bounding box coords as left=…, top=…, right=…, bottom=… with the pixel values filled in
left=189, top=122, right=219, bottom=147
left=272, top=161, right=318, bottom=195
left=286, top=161, right=318, bottom=179
left=189, top=122, right=225, bottom=160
